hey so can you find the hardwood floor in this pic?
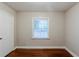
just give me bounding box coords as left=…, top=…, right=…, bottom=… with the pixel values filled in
left=6, top=49, right=72, bottom=57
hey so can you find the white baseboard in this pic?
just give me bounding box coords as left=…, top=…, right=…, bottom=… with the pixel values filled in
left=13, top=47, right=17, bottom=51
left=4, top=47, right=16, bottom=57
left=16, top=46, right=65, bottom=49
left=64, top=47, right=78, bottom=57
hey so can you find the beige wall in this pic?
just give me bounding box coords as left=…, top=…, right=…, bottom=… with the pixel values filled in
left=16, top=12, right=65, bottom=47
left=65, top=3, right=79, bottom=56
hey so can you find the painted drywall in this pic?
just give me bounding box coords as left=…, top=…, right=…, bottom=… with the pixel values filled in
left=16, top=12, right=65, bottom=47
left=0, top=3, right=16, bottom=56
left=65, top=3, right=79, bottom=56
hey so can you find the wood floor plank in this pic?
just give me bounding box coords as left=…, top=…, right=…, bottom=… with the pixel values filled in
left=6, top=49, right=73, bottom=57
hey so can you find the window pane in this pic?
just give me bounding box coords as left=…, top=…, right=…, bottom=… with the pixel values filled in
left=33, top=17, right=48, bottom=39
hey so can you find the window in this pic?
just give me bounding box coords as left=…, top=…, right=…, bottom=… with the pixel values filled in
left=32, top=17, right=49, bottom=39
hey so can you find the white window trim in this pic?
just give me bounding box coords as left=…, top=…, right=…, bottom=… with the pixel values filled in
left=32, top=17, right=49, bottom=39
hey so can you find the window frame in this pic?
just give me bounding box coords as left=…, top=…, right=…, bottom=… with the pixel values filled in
left=32, top=17, right=49, bottom=40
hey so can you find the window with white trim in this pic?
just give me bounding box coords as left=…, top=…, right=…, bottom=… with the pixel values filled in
left=32, top=17, right=49, bottom=39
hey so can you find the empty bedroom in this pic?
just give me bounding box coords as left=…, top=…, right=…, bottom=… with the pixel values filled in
left=0, top=2, right=79, bottom=57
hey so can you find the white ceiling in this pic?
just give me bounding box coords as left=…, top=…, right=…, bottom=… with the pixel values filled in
left=5, top=2, right=77, bottom=12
